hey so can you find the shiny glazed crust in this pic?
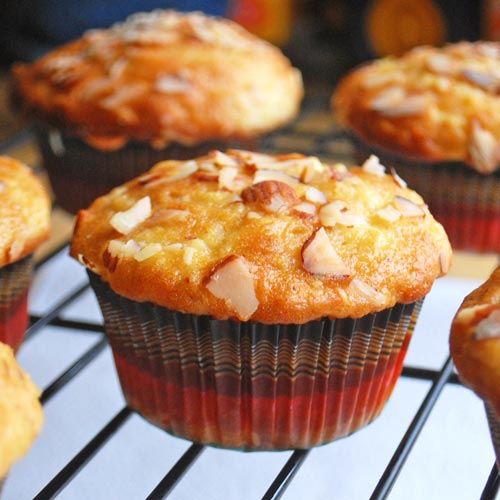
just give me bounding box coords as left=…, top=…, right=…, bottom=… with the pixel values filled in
left=71, top=150, right=451, bottom=324
left=333, top=42, right=500, bottom=173
left=450, top=266, right=500, bottom=417
left=0, top=156, right=51, bottom=267
left=12, top=10, right=303, bottom=150
left=0, top=342, right=43, bottom=478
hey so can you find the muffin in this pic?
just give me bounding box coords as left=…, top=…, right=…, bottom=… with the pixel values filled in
left=450, top=266, right=500, bottom=470
left=0, top=156, right=51, bottom=352
left=0, top=342, right=44, bottom=491
left=11, top=9, right=303, bottom=213
left=71, top=149, right=451, bottom=450
left=333, top=41, right=500, bottom=252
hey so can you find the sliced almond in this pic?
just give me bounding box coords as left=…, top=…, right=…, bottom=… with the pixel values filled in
left=469, top=120, right=500, bottom=173
left=293, top=202, right=317, bottom=217
left=348, top=278, right=386, bottom=307
left=368, top=87, right=428, bottom=117
left=439, top=248, right=451, bottom=275
left=134, top=243, right=162, bottom=262
left=376, top=206, right=401, bottom=223
left=461, top=68, right=500, bottom=92
left=301, top=227, right=352, bottom=277
left=242, top=180, right=300, bottom=213
left=226, top=149, right=275, bottom=167
left=110, top=196, right=152, bottom=234
left=209, top=150, right=239, bottom=168
left=218, top=166, right=240, bottom=192
left=390, top=167, right=407, bottom=188
left=426, top=54, right=456, bottom=75
left=319, top=201, right=366, bottom=227
left=394, top=196, right=426, bottom=217
left=475, top=309, right=500, bottom=340
left=0, top=180, right=6, bottom=193
left=183, top=246, right=196, bottom=265
left=108, top=239, right=141, bottom=257
left=155, top=73, right=191, bottom=93
left=205, top=255, right=259, bottom=320
left=253, top=169, right=299, bottom=186
left=304, top=186, right=327, bottom=204
left=368, top=86, right=406, bottom=111
left=361, top=155, right=385, bottom=176
left=153, top=159, right=199, bottom=181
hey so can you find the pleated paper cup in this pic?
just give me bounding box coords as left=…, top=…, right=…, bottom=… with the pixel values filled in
left=0, top=256, right=34, bottom=352
left=34, top=128, right=259, bottom=214
left=89, top=271, right=423, bottom=450
left=349, top=133, right=500, bottom=253
left=485, top=403, right=500, bottom=471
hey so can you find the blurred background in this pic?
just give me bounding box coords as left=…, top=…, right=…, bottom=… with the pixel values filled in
left=0, top=0, right=498, bottom=81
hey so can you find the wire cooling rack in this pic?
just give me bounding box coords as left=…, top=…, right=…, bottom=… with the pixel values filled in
left=1, top=93, right=499, bottom=500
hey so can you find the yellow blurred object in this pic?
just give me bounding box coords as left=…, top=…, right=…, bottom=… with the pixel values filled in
left=365, top=0, right=447, bottom=56
left=229, top=0, right=293, bottom=46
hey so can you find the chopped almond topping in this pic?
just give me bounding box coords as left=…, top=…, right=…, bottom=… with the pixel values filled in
left=154, top=160, right=199, bottom=181
left=242, top=180, right=300, bottom=213
left=426, top=54, right=457, bottom=75
left=390, top=167, right=407, bottom=188
left=218, top=166, right=240, bottom=192
left=348, top=278, right=386, bottom=307
left=461, top=68, right=500, bottom=92
left=319, top=201, right=366, bottom=227
left=108, top=239, right=141, bottom=257
left=155, top=73, right=191, bottom=93
left=475, top=309, right=500, bottom=340
left=394, top=196, right=426, bottom=217
left=304, top=186, right=327, bottom=204
left=110, top=196, right=152, bottom=234
left=369, top=87, right=428, bottom=117
left=469, top=120, right=500, bottom=173
left=134, top=243, right=162, bottom=262
left=209, top=150, right=239, bottom=167
left=301, top=227, right=352, bottom=277
left=253, top=169, right=299, bottom=186
left=439, top=249, right=451, bottom=275
left=205, top=255, right=259, bottom=320
left=376, top=206, right=401, bottom=223
left=183, top=246, right=196, bottom=265
left=361, top=155, right=385, bottom=176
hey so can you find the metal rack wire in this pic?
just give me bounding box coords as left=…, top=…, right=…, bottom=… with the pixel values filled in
left=1, top=93, right=499, bottom=500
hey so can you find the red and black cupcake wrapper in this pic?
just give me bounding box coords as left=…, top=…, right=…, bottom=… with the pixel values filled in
left=485, top=403, right=500, bottom=471
left=35, top=128, right=258, bottom=213
left=0, top=256, right=33, bottom=352
left=89, top=271, right=423, bottom=450
left=348, top=133, right=500, bottom=253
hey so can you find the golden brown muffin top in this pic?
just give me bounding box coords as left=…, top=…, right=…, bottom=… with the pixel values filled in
left=71, top=150, right=451, bottom=324
left=0, top=342, right=43, bottom=479
left=450, top=266, right=500, bottom=417
left=333, top=41, right=500, bottom=173
left=12, top=10, right=303, bottom=151
left=0, top=156, right=51, bottom=267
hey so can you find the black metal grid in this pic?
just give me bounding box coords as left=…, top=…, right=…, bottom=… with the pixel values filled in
left=1, top=93, right=499, bottom=500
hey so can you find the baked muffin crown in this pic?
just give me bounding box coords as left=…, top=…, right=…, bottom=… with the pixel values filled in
left=12, top=9, right=303, bottom=150
left=333, top=41, right=500, bottom=173
left=0, top=342, right=43, bottom=478
left=0, top=156, right=51, bottom=267
left=71, top=150, right=451, bottom=324
left=451, top=266, right=500, bottom=416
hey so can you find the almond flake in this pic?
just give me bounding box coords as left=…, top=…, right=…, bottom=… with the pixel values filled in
left=110, top=196, right=152, bottom=234
left=394, top=196, right=425, bottom=217
left=469, top=120, right=500, bottom=173
left=218, top=166, right=239, bottom=192
left=368, top=86, right=406, bottom=111
left=165, top=243, right=184, bottom=250
left=301, top=227, right=352, bottom=277
left=154, top=160, right=199, bottom=181
left=376, top=206, right=401, bottom=223
left=390, top=167, right=407, bottom=188
left=461, top=68, right=500, bottom=92
left=227, top=149, right=275, bottom=167
left=348, top=278, right=386, bottom=307
left=293, top=202, right=317, bottom=217
left=253, top=169, right=299, bottom=186
left=439, top=249, right=451, bottom=274
left=134, top=243, right=162, bottom=262
left=319, top=201, right=366, bottom=227
left=183, top=246, right=196, bottom=265
left=426, top=54, right=456, bottom=75
left=205, top=255, right=259, bottom=320
left=108, top=239, right=141, bottom=257
left=155, top=73, right=191, bottom=93
left=209, top=150, right=239, bottom=168
left=0, top=180, right=6, bottom=193
left=369, top=87, right=428, bottom=117
left=361, top=155, right=385, bottom=176
left=247, top=211, right=261, bottom=219
left=304, top=186, right=327, bottom=204
left=475, top=309, right=500, bottom=340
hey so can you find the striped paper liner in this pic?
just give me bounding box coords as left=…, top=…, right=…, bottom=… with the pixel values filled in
left=34, top=127, right=258, bottom=213
left=89, top=272, right=423, bottom=450
left=349, top=133, right=500, bottom=253
left=0, top=256, right=33, bottom=352
left=485, top=402, right=500, bottom=471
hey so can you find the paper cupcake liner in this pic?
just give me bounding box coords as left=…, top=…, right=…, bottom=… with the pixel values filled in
left=34, top=127, right=259, bottom=214
left=0, top=256, right=33, bottom=352
left=349, top=133, right=500, bottom=253
left=485, top=402, right=500, bottom=471
left=89, top=271, right=423, bottom=450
